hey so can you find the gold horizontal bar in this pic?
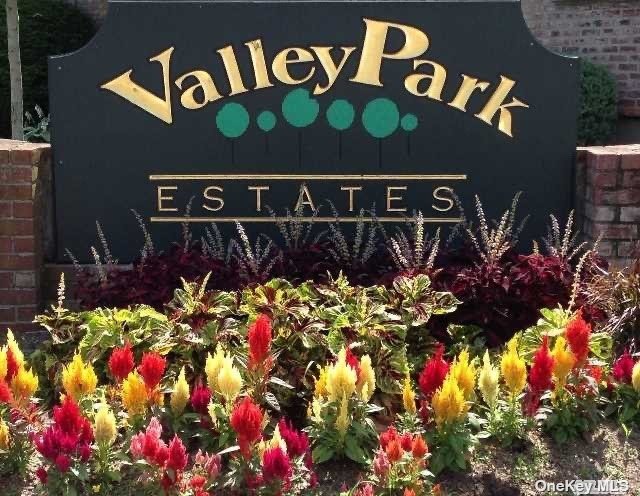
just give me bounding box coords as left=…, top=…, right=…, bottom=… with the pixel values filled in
left=149, top=174, right=468, bottom=180
left=150, top=216, right=462, bottom=223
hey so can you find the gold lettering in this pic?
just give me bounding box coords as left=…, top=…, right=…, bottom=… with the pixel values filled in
left=203, top=186, right=224, bottom=212
left=404, top=59, right=447, bottom=101
left=448, top=74, right=489, bottom=112
left=295, top=184, right=316, bottom=212
left=386, top=186, right=407, bottom=212
left=101, top=47, right=175, bottom=124
left=475, top=76, right=529, bottom=137
left=248, top=185, right=269, bottom=212
left=157, top=186, right=178, bottom=212
left=217, top=46, right=248, bottom=96
left=245, top=39, right=274, bottom=90
left=175, top=70, right=222, bottom=109
left=310, top=46, right=357, bottom=95
left=272, top=48, right=316, bottom=85
left=340, top=186, right=362, bottom=212
left=351, top=18, right=429, bottom=87
left=432, top=186, right=455, bottom=212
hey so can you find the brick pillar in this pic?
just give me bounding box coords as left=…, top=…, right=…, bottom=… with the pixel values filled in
left=0, top=140, right=51, bottom=334
left=576, top=145, right=640, bottom=268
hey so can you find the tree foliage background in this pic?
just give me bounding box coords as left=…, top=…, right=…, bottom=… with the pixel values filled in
left=0, top=0, right=95, bottom=138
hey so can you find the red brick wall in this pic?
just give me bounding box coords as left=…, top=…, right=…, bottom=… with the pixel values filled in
left=575, top=145, right=640, bottom=268
left=522, top=0, right=640, bottom=117
left=0, top=140, right=51, bottom=333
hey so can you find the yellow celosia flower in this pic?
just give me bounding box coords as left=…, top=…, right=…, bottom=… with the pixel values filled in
left=335, top=394, right=349, bottom=437
left=94, top=405, right=117, bottom=446
left=633, top=362, right=640, bottom=393
left=356, top=355, right=376, bottom=402
left=478, top=350, right=500, bottom=408
left=500, top=338, right=527, bottom=396
left=0, top=420, right=9, bottom=450
left=314, top=366, right=328, bottom=398
left=0, top=349, right=7, bottom=382
left=170, top=367, right=190, bottom=415
left=402, top=375, right=416, bottom=414
left=5, top=330, right=24, bottom=370
left=11, top=367, right=38, bottom=402
left=551, top=336, right=575, bottom=388
left=431, top=374, right=466, bottom=426
left=205, top=346, right=226, bottom=393
left=61, top=355, right=98, bottom=400
left=217, top=357, right=242, bottom=402
left=310, top=398, right=322, bottom=419
left=121, top=372, right=147, bottom=417
left=450, top=348, right=477, bottom=400
left=326, top=348, right=357, bottom=402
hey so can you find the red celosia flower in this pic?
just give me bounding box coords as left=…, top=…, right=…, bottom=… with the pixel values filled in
left=262, top=447, right=292, bottom=483
left=344, top=347, right=361, bottom=379
left=36, top=466, right=48, bottom=484
left=130, top=417, right=165, bottom=463
left=248, top=314, right=272, bottom=369
left=404, top=489, right=416, bottom=496
left=55, top=454, right=71, bottom=472
left=0, top=380, right=12, bottom=403
left=230, top=397, right=263, bottom=459
left=419, top=343, right=449, bottom=398
left=588, top=364, right=603, bottom=383
left=108, top=342, right=134, bottom=382
left=565, top=312, right=591, bottom=365
left=6, top=348, right=20, bottom=381
left=379, top=425, right=399, bottom=450
left=190, top=474, right=207, bottom=490
left=529, top=336, right=554, bottom=394
left=400, top=433, right=413, bottom=452
left=138, top=352, right=166, bottom=390
left=278, top=419, right=309, bottom=457
left=34, top=397, right=93, bottom=478
left=385, top=439, right=403, bottom=463
left=190, top=382, right=212, bottom=415
left=166, top=435, right=188, bottom=472
left=613, top=350, right=635, bottom=384
left=411, top=435, right=428, bottom=458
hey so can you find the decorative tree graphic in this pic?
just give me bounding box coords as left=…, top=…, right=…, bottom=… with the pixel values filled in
left=362, top=98, right=400, bottom=168
left=282, top=88, right=320, bottom=167
left=257, top=110, right=277, bottom=153
left=216, top=102, right=250, bottom=164
left=401, top=113, right=418, bottom=155
left=326, top=99, right=355, bottom=159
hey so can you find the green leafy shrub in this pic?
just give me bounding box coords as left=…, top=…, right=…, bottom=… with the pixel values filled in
left=0, top=0, right=95, bottom=137
left=33, top=273, right=459, bottom=412
left=578, top=59, right=617, bottom=145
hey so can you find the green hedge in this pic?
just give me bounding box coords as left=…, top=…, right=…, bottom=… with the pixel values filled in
left=0, top=0, right=95, bottom=137
left=578, top=59, right=617, bottom=146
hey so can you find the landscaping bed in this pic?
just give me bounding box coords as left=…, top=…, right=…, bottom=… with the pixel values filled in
left=0, top=203, right=639, bottom=496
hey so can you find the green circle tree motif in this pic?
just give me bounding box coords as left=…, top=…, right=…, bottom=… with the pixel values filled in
left=282, top=88, right=319, bottom=128
left=362, top=98, right=400, bottom=138
left=257, top=110, right=277, bottom=132
left=401, top=113, right=418, bottom=132
left=326, top=99, right=355, bottom=131
left=216, top=102, right=250, bottom=138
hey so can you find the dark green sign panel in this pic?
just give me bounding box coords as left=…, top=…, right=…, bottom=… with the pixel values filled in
left=49, top=0, right=578, bottom=262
